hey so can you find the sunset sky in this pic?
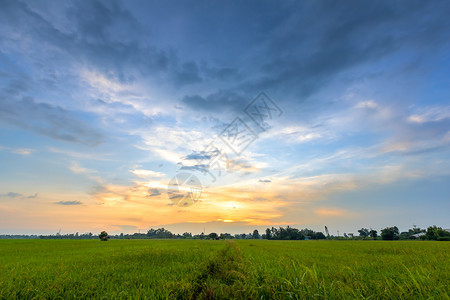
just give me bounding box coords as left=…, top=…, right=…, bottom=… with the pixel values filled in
left=1, top=0, right=449, bottom=235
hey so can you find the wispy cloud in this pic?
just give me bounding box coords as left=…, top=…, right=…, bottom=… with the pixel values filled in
left=55, top=201, right=82, bottom=206
left=0, top=192, right=38, bottom=199
left=130, top=169, right=165, bottom=179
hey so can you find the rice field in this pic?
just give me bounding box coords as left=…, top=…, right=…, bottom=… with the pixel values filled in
left=0, top=239, right=448, bottom=299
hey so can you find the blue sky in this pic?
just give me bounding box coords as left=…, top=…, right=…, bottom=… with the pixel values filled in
left=0, top=0, right=449, bottom=235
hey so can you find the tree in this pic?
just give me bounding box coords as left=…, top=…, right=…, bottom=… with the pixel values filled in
left=358, top=228, right=369, bottom=238
left=99, top=231, right=109, bottom=241
left=315, top=232, right=326, bottom=239
left=426, top=226, right=450, bottom=241
left=381, top=226, right=399, bottom=240
left=208, top=232, right=218, bottom=240
left=369, top=229, right=377, bottom=240
left=252, top=229, right=260, bottom=239
left=265, top=228, right=271, bottom=240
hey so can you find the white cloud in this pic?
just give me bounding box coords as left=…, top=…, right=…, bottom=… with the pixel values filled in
left=130, top=169, right=165, bottom=178
left=407, top=105, right=450, bottom=124
left=11, top=148, right=34, bottom=155
left=0, top=146, right=35, bottom=155
left=355, top=100, right=378, bottom=109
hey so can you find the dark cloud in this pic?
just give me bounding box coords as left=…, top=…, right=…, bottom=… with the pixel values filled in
left=184, top=149, right=220, bottom=161
left=179, top=164, right=209, bottom=173
left=54, top=200, right=82, bottom=205
left=0, top=96, right=104, bottom=146
left=204, top=66, right=241, bottom=82
left=179, top=1, right=450, bottom=114
left=243, top=1, right=450, bottom=98
left=168, top=194, right=184, bottom=200
left=174, top=61, right=202, bottom=86
left=146, top=188, right=161, bottom=197
left=0, top=0, right=206, bottom=88
left=0, top=192, right=22, bottom=198
left=182, top=90, right=248, bottom=113
left=0, top=192, right=38, bottom=199
left=259, top=179, right=271, bottom=183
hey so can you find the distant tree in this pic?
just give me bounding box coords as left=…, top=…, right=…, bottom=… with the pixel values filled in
left=381, top=226, right=399, bottom=240
left=369, top=229, right=378, bottom=240
left=265, top=228, right=271, bottom=240
left=324, top=226, right=330, bottom=238
left=358, top=228, right=370, bottom=238
left=315, top=232, right=326, bottom=239
left=182, top=232, right=192, bottom=238
left=219, top=233, right=232, bottom=239
left=252, top=229, right=260, bottom=239
left=99, top=231, right=109, bottom=241
left=208, top=232, right=218, bottom=240
left=426, top=226, right=450, bottom=241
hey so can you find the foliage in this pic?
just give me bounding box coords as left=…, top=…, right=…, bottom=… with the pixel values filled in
left=381, top=226, right=400, bottom=240
left=147, top=228, right=174, bottom=239
left=426, top=226, right=450, bottom=241
left=98, top=231, right=109, bottom=241
left=264, top=226, right=326, bottom=240
left=358, top=228, right=370, bottom=238
left=208, top=232, right=219, bottom=240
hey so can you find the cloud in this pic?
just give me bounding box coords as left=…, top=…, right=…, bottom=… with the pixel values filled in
left=0, top=146, right=35, bottom=156
left=69, top=162, right=95, bottom=174
left=0, top=192, right=22, bottom=198
left=0, top=96, right=104, bottom=146
left=315, top=208, right=352, bottom=217
left=130, top=169, right=164, bottom=179
left=146, top=188, right=161, bottom=197
left=174, top=61, right=202, bottom=86
left=179, top=164, right=209, bottom=173
left=54, top=200, right=82, bottom=205
left=113, top=224, right=138, bottom=232
left=11, top=148, right=34, bottom=155
left=259, top=179, right=271, bottom=183
left=407, top=105, right=450, bottom=124
left=182, top=90, right=248, bottom=114
left=0, top=192, right=38, bottom=199
left=184, top=149, right=220, bottom=161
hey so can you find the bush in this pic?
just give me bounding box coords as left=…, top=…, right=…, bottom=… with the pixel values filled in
left=99, top=231, right=109, bottom=241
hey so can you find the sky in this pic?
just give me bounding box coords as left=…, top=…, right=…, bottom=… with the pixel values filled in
left=0, top=0, right=449, bottom=236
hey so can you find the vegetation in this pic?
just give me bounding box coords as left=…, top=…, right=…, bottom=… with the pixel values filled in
left=381, top=226, right=400, bottom=240
left=426, top=225, right=450, bottom=241
left=99, top=231, right=109, bottom=241
left=0, top=239, right=448, bottom=299
left=2, top=225, right=448, bottom=242
left=264, top=226, right=326, bottom=240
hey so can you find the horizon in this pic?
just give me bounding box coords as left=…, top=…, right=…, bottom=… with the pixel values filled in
left=1, top=1, right=450, bottom=236
left=1, top=223, right=448, bottom=237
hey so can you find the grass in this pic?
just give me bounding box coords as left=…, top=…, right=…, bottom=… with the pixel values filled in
left=0, top=239, right=448, bottom=299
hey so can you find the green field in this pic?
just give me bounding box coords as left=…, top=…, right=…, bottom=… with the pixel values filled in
left=0, top=240, right=448, bottom=299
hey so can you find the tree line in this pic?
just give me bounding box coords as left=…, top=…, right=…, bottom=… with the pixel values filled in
left=1, top=225, right=448, bottom=241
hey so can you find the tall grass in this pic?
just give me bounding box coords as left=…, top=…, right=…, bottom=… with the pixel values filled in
left=0, top=239, right=448, bottom=299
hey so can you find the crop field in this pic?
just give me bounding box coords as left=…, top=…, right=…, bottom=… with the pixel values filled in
left=0, top=239, right=448, bottom=299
